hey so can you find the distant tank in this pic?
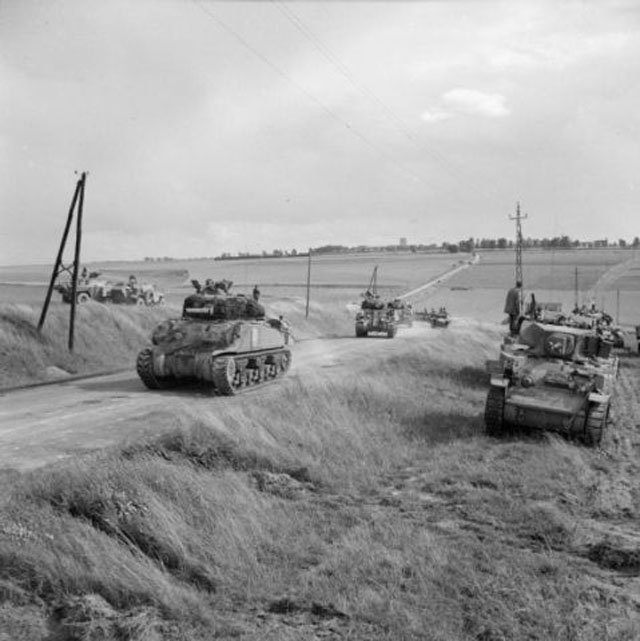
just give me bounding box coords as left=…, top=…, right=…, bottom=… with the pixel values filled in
left=485, top=320, right=618, bottom=445
left=354, top=266, right=398, bottom=338
left=428, top=307, right=450, bottom=328
left=136, top=291, right=291, bottom=395
left=355, top=297, right=398, bottom=338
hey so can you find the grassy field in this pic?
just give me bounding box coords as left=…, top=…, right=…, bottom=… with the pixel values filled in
left=1, top=322, right=640, bottom=640
left=447, top=248, right=639, bottom=291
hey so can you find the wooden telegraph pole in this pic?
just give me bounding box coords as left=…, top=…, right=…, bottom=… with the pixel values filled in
left=509, top=202, right=528, bottom=313
left=305, top=248, right=312, bottom=319
left=38, top=172, right=88, bottom=351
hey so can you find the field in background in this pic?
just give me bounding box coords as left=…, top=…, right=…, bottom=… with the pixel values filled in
left=2, top=249, right=639, bottom=323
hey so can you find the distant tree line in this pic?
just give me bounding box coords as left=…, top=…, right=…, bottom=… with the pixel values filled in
left=143, top=235, right=640, bottom=262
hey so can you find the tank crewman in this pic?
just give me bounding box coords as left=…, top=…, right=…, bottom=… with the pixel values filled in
left=253, top=285, right=260, bottom=301
left=128, top=274, right=138, bottom=293
left=504, top=280, right=523, bottom=335
left=202, top=278, right=217, bottom=295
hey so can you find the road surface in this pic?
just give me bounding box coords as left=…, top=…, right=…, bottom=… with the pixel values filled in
left=0, top=325, right=434, bottom=471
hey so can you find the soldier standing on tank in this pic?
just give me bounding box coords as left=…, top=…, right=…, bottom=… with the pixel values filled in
left=253, top=285, right=260, bottom=301
left=504, top=280, right=523, bottom=335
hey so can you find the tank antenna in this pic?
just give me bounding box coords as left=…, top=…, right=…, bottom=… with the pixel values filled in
left=38, top=171, right=88, bottom=351
left=509, top=202, right=528, bottom=313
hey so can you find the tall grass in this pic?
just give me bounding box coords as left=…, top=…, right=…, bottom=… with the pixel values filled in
left=0, top=302, right=173, bottom=387
left=1, top=322, right=639, bottom=639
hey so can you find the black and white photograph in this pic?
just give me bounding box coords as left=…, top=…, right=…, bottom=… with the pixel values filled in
left=1, top=1, right=640, bottom=639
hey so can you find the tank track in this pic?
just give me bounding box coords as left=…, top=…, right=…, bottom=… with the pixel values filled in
left=484, top=386, right=506, bottom=437
left=211, top=349, right=292, bottom=396
left=136, top=348, right=177, bottom=390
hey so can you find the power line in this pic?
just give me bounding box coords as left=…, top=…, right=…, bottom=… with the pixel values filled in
left=191, top=0, right=431, bottom=188
left=271, top=0, right=466, bottom=183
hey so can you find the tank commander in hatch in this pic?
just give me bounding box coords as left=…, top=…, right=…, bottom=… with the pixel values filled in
left=504, top=280, right=523, bottom=336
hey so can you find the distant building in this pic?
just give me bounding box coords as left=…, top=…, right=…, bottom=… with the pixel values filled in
left=399, top=237, right=407, bottom=247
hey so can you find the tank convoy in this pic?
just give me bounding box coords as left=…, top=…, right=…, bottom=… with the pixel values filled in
left=136, top=280, right=291, bottom=395
left=485, top=320, right=618, bottom=445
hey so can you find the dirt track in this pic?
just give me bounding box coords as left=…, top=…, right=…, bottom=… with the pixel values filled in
left=0, top=325, right=433, bottom=471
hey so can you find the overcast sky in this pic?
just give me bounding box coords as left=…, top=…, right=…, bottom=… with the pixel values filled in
left=1, top=0, right=639, bottom=264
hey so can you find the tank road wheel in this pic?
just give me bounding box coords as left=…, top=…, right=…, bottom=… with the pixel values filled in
left=136, top=348, right=175, bottom=390
left=356, top=323, right=367, bottom=337
left=584, top=402, right=609, bottom=446
left=212, top=356, right=237, bottom=396
left=136, top=297, right=146, bottom=306
left=484, top=386, right=506, bottom=437
left=387, top=325, right=397, bottom=339
left=76, top=292, right=90, bottom=304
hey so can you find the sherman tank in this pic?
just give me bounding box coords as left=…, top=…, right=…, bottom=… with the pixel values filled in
left=136, top=292, right=291, bottom=395
left=355, top=297, right=397, bottom=338
left=485, top=320, right=618, bottom=445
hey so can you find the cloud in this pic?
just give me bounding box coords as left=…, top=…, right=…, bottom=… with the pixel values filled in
left=421, top=88, right=510, bottom=124
left=420, top=109, right=453, bottom=124
left=443, top=89, right=510, bottom=118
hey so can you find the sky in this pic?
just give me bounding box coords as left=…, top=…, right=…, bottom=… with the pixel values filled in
left=1, top=0, right=639, bottom=264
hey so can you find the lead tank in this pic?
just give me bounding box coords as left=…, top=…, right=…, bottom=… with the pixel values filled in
left=485, top=320, right=618, bottom=445
left=136, top=292, right=291, bottom=395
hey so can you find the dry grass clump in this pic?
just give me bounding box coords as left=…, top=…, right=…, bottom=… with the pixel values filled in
left=0, top=302, right=173, bottom=387
left=1, top=321, right=639, bottom=639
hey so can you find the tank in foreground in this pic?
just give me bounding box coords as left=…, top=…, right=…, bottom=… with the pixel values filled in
left=485, top=320, right=618, bottom=445
left=136, top=292, right=291, bottom=395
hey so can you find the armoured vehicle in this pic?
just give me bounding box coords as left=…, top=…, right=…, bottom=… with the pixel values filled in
left=427, top=307, right=450, bottom=328
left=355, top=304, right=398, bottom=338
left=390, top=299, right=413, bottom=327
left=108, top=281, right=164, bottom=306
left=354, top=265, right=398, bottom=338
left=485, top=320, right=618, bottom=445
left=55, top=271, right=108, bottom=304
left=136, top=290, right=291, bottom=395
left=56, top=272, right=164, bottom=306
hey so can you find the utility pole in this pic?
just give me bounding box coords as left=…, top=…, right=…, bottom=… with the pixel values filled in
left=38, top=172, right=88, bottom=351
left=305, top=248, right=312, bottom=319
left=509, top=202, right=528, bottom=313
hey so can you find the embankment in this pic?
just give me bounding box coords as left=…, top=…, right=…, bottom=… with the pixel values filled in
left=1, top=323, right=639, bottom=639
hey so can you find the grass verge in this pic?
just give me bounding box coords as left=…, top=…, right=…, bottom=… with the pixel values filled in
left=1, top=322, right=639, bottom=639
